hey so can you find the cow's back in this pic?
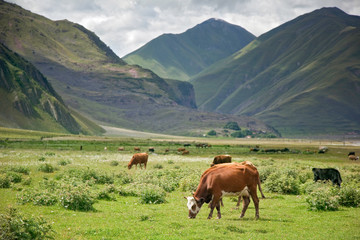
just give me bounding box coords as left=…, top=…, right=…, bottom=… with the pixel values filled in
left=202, top=163, right=258, bottom=193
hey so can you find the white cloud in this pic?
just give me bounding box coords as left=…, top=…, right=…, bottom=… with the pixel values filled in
left=7, top=0, right=360, bottom=57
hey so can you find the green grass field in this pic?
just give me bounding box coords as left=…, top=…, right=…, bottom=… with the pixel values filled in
left=1, top=128, right=360, bottom=239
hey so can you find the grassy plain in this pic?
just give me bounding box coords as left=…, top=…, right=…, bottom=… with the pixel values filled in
left=0, top=127, right=360, bottom=239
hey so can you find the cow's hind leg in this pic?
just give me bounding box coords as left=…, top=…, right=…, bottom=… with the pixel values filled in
left=240, top=196, right=250, bottom=218
left=250, top=190, right=260, bottom=219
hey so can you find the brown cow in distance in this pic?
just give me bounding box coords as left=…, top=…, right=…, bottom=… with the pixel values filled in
left=134, top=147, right=141, bottom=151
left=185, top=162, right=260, bottom=220
left=182, top=150, right=190, bottom=155
left=348, top=155, right=359, bottom=161
left=177, top=148, right=186, bottom=152
left=128, top=153, right=148, bottom=170
left=211, top=155, right=232, bottom=167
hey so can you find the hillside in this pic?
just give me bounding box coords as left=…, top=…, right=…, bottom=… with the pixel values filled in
left=0, top=1, right=275, bottom=136
left=0, top=42, right=104, bottom=134
left=123, top=18, right=255, bottom=81
left=191, top=7, right=360, bottom=137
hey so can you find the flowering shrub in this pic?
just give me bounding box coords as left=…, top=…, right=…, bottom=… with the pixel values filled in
left=306, top=184, right=340, bottom=211
left=0, top=174, right=11, bottom=188
left=38, top=163, right=55, bottom=173
left=8, top=166, right=30, bottom=175
left=58, top=183, right=95, bottom=211
left=7, top=172, right=22, bottom=183
left=0, top=207, right=54, bottom=240
left=338, top=182, right=360, bottom=207
left=140, top=184, right=166, bottom=204
left=264, top=170, right=300, bottom=195
left=179, top=175, right=199, bottom=192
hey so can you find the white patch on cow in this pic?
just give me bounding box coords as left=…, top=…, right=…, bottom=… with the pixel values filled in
left=186, top=197, right=200, bottom=214
left=221, top=186, right=249, bottom=198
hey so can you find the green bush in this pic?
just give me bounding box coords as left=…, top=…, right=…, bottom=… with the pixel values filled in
left=224, top=121, right=240, bottom=130
left=207, top=130, right=217, bottom=136
left=96, top=190, right=116, bottom=201
left=118, top=183, right=141, bottom=197
left=116, top=171, right=133, bottom=184
left=140, top=184, right=166, bottom=204
left=230, top=131, right=244, bottom=138
left=58, top=183, right=95, bottom=211
left=38, top=157, right=46, bottom=162
left=6, top=172, right=22, bottom=183
left=81, top=168, right=114, bottom=184
left=58, top=160, right=71, bottom=166
left=0, top=207, right=54, bottom=240
left=38, top=163, right=55, bottom=173
left=110, top=161, right=119, bottom=166
left=338, top=182, right=360, bottom=207
left=264, top=171, right=300, bottom=195
left=32, top=190, right=58, bottom=206
left=96, top=184, right=117, bottom=201
left=179, top=175, right=199, bottom=192
left=259, top=166, right=277, bottom=182
left=8, top=166, right=30, bottom=175
left=306, top=185, right=340, bottom=211
left=298, top=171, right=313, bottom=184
left=0, top=174, right=11, bottom=188
left=17, top=189, right=57, bottom=206
left=153, top=164, right=163, bottom=169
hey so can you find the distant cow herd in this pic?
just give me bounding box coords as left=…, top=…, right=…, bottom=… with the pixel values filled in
left=85, top=144, right=356, bottom=220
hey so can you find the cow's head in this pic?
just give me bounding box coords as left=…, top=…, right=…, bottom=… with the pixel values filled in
left=127, top=163, right=132, bottom=169
left=184, top=196, right=205, bottom=219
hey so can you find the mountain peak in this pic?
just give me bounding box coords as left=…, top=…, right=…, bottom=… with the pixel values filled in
left=312, top=7, right=348, bottom=17
left=203, top=18, right=227, bottom=23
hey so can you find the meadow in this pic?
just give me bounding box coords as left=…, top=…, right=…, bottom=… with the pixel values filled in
left=0, top=129, right=360, bottom=239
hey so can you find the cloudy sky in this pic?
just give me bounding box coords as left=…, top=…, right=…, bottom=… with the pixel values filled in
left=7, top=0, right=360, bottom=57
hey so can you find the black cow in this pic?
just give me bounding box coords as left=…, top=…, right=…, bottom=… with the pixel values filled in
left=312, top=168, right=342, bottom=187
left=348, top=152, right=355, bottom=156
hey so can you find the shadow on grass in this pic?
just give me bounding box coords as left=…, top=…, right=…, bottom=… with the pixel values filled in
left=227, top=217, right=293, bottom=223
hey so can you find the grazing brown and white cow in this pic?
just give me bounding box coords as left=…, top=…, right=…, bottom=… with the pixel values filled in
left=211, top=155, right=232, bottom=167
left=118, top=147, right=124, bottom=151
left=185, top=163, right=260, bottom=219
left=128, top=153, right=148, bottom=170
left=217, top=160, right=265, bottom=208
left=348, top=155, right=359, bottom=161
left=134, top=147, right=141, bottom=151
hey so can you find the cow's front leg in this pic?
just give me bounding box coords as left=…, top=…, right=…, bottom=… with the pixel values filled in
left=207, top=206, right=215, bottom=219
left=216, top=202, right=221, bottom=219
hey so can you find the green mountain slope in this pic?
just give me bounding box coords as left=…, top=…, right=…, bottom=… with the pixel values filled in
left=0, top=42, right=104, bottom=134
left=124, top=18, right=255, bottom=81
left=191, top=7, right=360, bottom=136
left=0, top=1, right=275, bottom=136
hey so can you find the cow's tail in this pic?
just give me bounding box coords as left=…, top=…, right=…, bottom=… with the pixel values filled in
left=258, top=177, right=265, bottom=198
